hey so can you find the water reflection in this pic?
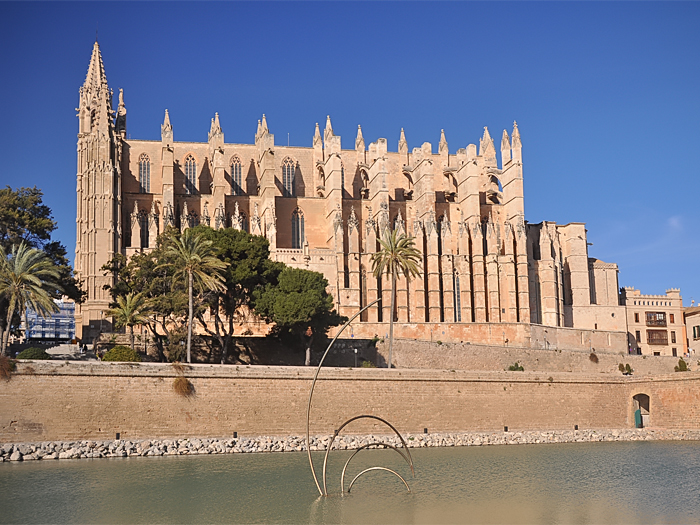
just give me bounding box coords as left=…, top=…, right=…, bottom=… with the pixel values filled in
left=1, top=441, right=699, bottom=524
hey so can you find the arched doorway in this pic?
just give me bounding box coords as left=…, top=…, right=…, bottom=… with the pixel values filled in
left=632, top=394, right=650, bottom=428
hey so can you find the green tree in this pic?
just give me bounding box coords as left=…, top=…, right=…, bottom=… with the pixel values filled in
left=160, top=228, right=227, bottom=363
left=253, top=267, right=345, bottom=366
left=371, top=230, right=422, bottom=368
left=0, top=243, right=61, bottom=355
left=195, top=226, right=283, bottom=363
left=0, top=186, right=83, bottom=302
left=101, top=229, right=189, bottom=362
left=106, top=292, right=152, bottom=352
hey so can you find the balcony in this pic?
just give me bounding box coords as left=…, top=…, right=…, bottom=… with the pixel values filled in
left=647, top=330, right=668, bottom=345
left=645, top=312, right=667, bottom=327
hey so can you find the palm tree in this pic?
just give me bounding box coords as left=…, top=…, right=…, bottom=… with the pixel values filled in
left=161, top=229, right=227, bottom=363
left=0, top=243, right=61, bottom=356
left=106, top=292, right=152, bottom=352
left=371, top=230, right=422, bottom=368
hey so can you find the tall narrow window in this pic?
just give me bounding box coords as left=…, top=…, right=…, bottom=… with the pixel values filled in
left=340, top=163, right=345, bottom=196
left=185, top=155, right=197, bottom=195
left=139, top=213, right=149, bottom=248
left=240, top=212, right=248, bottom=233
left=231, top=156, right=243, bottom=196
left=292, top=208, right=304, bottom=249
left=138, top=154, right=150, bottom=193
left=454, top=274, right=462, bottom=322
left=283, top=158, right=295, bottom=197
left=670, top=313, right=675, bottom=323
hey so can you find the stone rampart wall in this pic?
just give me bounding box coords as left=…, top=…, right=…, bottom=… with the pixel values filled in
left=375, top=339, right=689, bottom=375
left=345, top=322, right=627, bottom=353
left=2, top=362, right=699, bottom=443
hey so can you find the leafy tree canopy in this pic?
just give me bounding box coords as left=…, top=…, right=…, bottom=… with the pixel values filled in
left=0, top=186, right=83, bottom=302
left=253, top=267, right=346, bottom=364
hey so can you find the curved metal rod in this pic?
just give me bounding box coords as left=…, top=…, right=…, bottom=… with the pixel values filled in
left=347, top=466, right=411, bottom=494
left=306, top=299, right=381, bottom=496
left=322, top=414, right=415, bottom=496
left=340, top=442, right=411, bottom=494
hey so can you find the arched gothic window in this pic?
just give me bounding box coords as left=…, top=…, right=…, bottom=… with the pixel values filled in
left=184, top=155, right=197, bottom=195
left=138, top=154, right=150, bottom=193
left=291, top=208, right=304, bottom=249
left=230, top=156, right=243, bottom=196
left=283, top=158, right=295, bottom=197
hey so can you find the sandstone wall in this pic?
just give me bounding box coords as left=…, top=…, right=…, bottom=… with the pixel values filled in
left=375, top=339, right=690, bottom=375
left=343, top=322, right=627, bottom=353
left=2, top=362, right=699, bottom=443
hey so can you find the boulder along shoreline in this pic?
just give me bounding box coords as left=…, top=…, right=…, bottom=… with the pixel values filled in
left=2, top=428, right=700, bottom=462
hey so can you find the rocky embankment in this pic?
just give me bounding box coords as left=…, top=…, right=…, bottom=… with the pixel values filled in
left=2, top=428, right=699, bottom=462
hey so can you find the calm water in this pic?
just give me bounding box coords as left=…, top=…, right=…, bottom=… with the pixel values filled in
left=1, top=441, right=699, bottom=524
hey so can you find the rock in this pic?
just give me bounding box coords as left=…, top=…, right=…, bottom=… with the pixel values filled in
left=10, top=450, right=22, bottom=461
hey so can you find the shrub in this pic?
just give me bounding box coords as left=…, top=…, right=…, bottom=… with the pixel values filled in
left=361, top=360, right=377, bottom=368
left=618, top=363, right=625, bottom=373
left=17, top=347, right=51, bottom=360
left=436, top=340, right=442, bottom=345
left=102, top=345, right=142, bottom=362
left=0, top=356, right=16, bottom=381
left=508, top=362, right=524, bottom=371
left=589, top=352, right=599, bottom=363
left=674, top=358, right=688, bottom=372
left=173, top=376, right=194, bottom=397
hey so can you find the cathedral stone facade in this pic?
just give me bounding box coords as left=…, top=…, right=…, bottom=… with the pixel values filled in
left=75, top=42, right=625, bottom=350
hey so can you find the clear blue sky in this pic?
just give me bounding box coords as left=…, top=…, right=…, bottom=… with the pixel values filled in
left=1, top=2, right=699, bottom=304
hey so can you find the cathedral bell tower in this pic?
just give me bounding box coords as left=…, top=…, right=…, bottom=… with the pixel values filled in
left=75, top=41, right=122, bottom=342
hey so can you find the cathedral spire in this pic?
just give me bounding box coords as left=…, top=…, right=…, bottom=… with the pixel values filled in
left=313, top=122, right=322, bottom=146
left=83, top=41, right=109, bottom=92
left=398, top=128, right=407, bottom=151
left=512, top=121, right=522, bottom=161
left=355, top=125, right=364, bottom=150
left=324, top=115, right=333, bottom=142
left=439, top=129, right=448, bottom=154
left=209, top=112, right=223, bottom=141
left=501, top=129, right=511, bottom=165
left=161, top=109, right=173, bottom=143
left=479, top=126, right=496, bottom=160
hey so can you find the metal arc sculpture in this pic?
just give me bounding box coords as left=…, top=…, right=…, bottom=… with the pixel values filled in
left=305, top=299, right=416, bottom=496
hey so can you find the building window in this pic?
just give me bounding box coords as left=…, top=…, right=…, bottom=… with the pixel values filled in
left=645, top=312, right=666, bottom=327
left=231, top=156, right=243, bottom=196
left=184, top=155, right=197, bottom=195
left=341, top=163, right=345, bottom=195
left=693, top=326, right=700, bottom=340
left=647, top=330, right=668, bottom=345
left=291, top=208, right=304, bottom=249
left=283, top=158, right=295, bottom=197
left=670, top=313, right=675, bottom=323
left=138, top=154, right=150, bottom=193
left=634, top=312, right=639, bottom=323
left=671, top=331, right=676, bottom=344
left=672, top=348, right=677, bottom=357
left=240, top=212, right=248, bottom=233
left=454, top=274, right=462, bottom=322
left=635, top=330, right=641, bottom=343
left=139, top=213, right=148, bottom=248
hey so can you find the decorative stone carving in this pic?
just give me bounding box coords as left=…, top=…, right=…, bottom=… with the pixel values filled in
left=214, top=203, right=225, bottom=229
left=333, top=204, right=343, bottom=235
left=348, top=206, right=359, bottom=235
left=251, top=203, right=262, bottom=235
left=201, top=202, right=210, bottom=226
left=394, top=209, right=405, bottom=235
left=365, top=206, right=376, bottom=237
left=232, top=202, right=243, bottom=231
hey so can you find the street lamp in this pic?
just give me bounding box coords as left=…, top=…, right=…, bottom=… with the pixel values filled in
left=354, top=348, right=358, bottom=368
